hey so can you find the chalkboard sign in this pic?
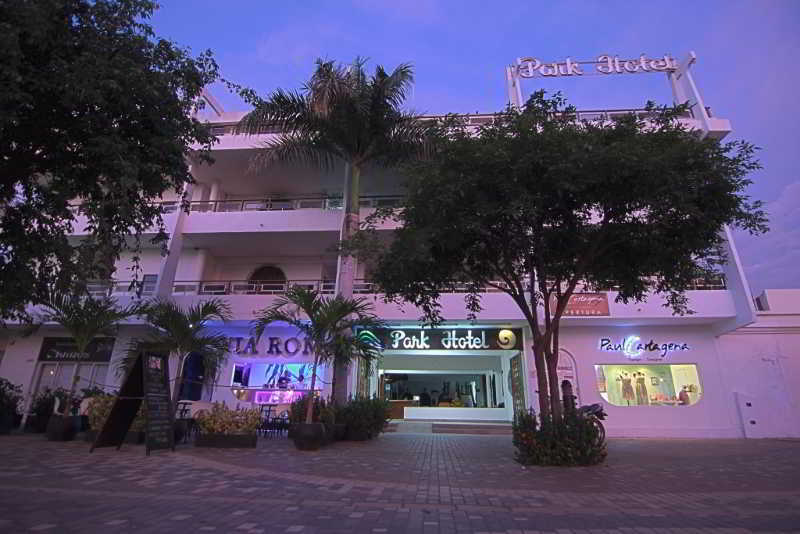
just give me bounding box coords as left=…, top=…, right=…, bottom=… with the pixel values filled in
left=143, top=353, right=175, bottom=455
left=90, top=352, right=175, bottom=456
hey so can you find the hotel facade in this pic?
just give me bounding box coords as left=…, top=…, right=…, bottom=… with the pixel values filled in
left=1, top=53, right=798, bottom=439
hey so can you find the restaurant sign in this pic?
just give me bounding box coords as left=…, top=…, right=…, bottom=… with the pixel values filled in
left=516, top=54, right=676, bottom=79
left=551, top=293, right=610, bottom=317
left=370, top=328, right=523, bottom=351
left=38, top=337, right=115, bottom=363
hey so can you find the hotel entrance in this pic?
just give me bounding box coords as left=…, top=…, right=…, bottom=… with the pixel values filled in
left=366, top=327, right=526, bottom=422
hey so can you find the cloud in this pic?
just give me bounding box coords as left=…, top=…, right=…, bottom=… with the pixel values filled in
left=734, top=181, right=800, bottom=295
left=349, top=0, right=443, bottom=23
left=255, top=23, right=351, bottom=67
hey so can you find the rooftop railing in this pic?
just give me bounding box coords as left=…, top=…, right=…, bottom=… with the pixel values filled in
left=204, top=106, right=702, bottom=135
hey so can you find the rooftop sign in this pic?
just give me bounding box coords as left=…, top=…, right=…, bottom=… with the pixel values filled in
left=516, top=54, right=676, bottom=79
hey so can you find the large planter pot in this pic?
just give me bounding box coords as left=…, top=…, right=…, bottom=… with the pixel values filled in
left=334, top=423, right=347, bottom=441
left=125, top=430, right=145, bottom=444
left=27, top=414, right=51, bottom=433
left=174, top=419, right=188, bottom=443
left=195, top=433, right=258, bottom=448
left=46, top=415, right=77, bottom=441
left=345, top=426, right=371, bottom=442
left=0, top=411, right=15, bottom=435
left=292, top=422, right=326, bottom=451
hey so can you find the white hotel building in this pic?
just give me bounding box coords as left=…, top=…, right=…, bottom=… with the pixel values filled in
left=1, top=53, right=798, bottom=439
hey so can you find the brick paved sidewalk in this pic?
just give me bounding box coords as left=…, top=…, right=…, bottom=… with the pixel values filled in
left=0, top=433, right=798, bottom=533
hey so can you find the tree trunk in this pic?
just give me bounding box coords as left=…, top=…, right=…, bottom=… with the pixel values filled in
left=305, top=354, right=320, bottom=424
left=332, top=163, right=361, bottom=406
left=171, top=353, right=186, bottom=414
left=531, top=344, right=551, bottom=420
left=546, top=353, right=562, bottom=423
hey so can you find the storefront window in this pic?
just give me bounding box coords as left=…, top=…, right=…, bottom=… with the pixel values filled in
left=594, top=364, right=702, bottom=406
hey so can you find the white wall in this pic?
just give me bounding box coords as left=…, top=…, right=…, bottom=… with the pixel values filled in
left=115, top=249, right=165, bottom=280
left=717, top=323, right=800, bottom=438
left=542, top=325, right=742, bottom=438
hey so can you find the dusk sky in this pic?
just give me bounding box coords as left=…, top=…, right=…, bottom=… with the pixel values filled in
left=151, top=0, right=799, bottom=296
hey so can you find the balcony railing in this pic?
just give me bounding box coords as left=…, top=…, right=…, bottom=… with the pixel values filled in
left=83, top=280, right=157, bottom=298
left=187, top=195, right=403, bottom=214
left=172, top=275, right=726, bottom=297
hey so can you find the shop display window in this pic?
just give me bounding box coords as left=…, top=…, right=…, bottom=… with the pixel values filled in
left=594, top=364, right=702, bottom=406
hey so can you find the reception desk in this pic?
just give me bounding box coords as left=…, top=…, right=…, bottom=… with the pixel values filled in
left=389, top=400, right=418, bottom=419
left=404, top=407, right=511, bottom=422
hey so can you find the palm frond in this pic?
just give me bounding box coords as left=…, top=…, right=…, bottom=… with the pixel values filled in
left=40, top=290, right=142, bottom=354
left=251, top=131, right=340, bottom=172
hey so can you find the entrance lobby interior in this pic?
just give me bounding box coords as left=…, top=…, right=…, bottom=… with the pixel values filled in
left=376, top=350, right=525, bottom=422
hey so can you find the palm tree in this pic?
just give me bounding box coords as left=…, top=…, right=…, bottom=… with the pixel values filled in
left=122, top=299, right=232, bottom=412
left=234, top=58, right=429, bottom=403
left=252, top=286, right=385, bottom=424
left=39, top=290, right=141, bottom=415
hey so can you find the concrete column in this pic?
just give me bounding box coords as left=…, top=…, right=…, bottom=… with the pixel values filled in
left=155, top=182, right=193, bottom=298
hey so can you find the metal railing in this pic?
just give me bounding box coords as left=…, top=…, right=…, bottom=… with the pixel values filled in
left=84, top=280, right=157, bottom=298
left=187, top=195, right=403, bottom=214
left=171, top=275, right=726, bottom=297
left=204, top=107, right=699, bottom=136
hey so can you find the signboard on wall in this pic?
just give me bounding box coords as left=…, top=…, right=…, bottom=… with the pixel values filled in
left=369, top=328, right=523, bottom=351
left=550, top=293, right=610, bottom=317
left=38, top=337, right=115, bottom=363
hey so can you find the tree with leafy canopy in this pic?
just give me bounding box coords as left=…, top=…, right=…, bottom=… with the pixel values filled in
left=232, top=57, right=430, bottom=404
left=0, top=0, right=219, bottom=321
left=351, top=91, right=766, bottom=423
left=252, top=286, right=385, bottom=423
left=121, top=299, right=232, bottom=413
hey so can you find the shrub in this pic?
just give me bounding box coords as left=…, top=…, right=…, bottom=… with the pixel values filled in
left=512, top=409, right=607, bottom=466
left=195, top=403, right=260, bottom=435
left=338, top=396, right=390, bottom=439
left=0, top=378, right=23, bottom=417
left=86, top=394, right=146, bottom=432
left=289, top=395, right=326, bottom=424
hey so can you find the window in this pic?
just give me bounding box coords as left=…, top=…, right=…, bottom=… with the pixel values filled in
left=594, top=364, right=702, bottom=407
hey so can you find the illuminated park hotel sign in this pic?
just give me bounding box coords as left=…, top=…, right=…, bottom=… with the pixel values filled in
left=516, top=54, right=676, bottom=79
left=369, top=328, right=524, bottom=351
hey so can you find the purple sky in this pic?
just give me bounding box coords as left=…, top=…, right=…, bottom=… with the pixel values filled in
left=151, top=1, right=799, bottom=295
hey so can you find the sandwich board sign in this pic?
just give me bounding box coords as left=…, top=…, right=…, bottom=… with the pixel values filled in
left=90, top=352, right=175, bottom=456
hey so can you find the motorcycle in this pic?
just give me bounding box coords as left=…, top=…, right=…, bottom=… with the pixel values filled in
left=577, top=403, right=607, bottom=445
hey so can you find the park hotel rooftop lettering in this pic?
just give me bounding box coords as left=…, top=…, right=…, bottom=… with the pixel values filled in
left=516, top=54, right=676, bottom=79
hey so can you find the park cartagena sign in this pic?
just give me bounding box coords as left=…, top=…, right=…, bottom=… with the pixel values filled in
left=370, top=328, right=523, bottom=351
left=598, top=335, right=690, bottom=360
left=516, top=54, right=676, bottom=78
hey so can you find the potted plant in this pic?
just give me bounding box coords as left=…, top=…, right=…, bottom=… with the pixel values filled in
left=119, top=299, right=231, bottom=445
left=38, top=290, right=141, bottom=441
left=0, top=378, right=23, bottom=435
left=46, top=379, right=84, bottom=441
left=85, top=394, right=146, bottom=443
left=195, top=403, right=260, bottom=448
left=28, top=387, right=59, bottom=433
left=252, top=286, right=384, bottom=451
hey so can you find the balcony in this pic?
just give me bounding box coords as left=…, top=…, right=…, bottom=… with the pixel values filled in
left=187, top=194, right=402, bottom=213
left=169, top=276, right=734, bottom=324
left=181, top=195, right=402, bottom=239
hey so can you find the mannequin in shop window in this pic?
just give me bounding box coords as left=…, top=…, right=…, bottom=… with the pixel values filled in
left=634, top=372, right=649, bottom=405
left=618, top=372, right=635, bottom=406
left=678, top=386, right=691, bottom=405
